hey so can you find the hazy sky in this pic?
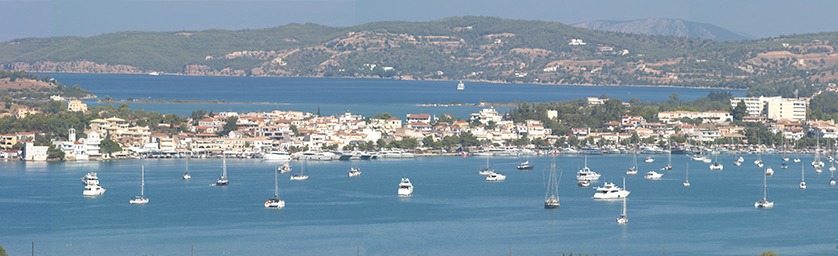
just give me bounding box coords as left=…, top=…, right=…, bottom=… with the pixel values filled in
left=2, top=0, right=837, bottom=42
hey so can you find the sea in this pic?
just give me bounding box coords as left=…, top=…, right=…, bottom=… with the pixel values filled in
left=1, top=154, right=836, bottom=256
left=44, top=74, right=744, bottom=118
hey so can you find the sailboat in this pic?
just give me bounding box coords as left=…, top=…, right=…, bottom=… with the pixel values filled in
left=215, top=155, right=229, bottom=186
left=626, top=150, right=639, bottom=175
left=265, top=167, right=285, bottom=208
left=544, top=157, right=561, bottom=209
left=781, top=136, right=790, bottom=162
left=661, top=138, right=672, bottom=171
left=182, top=157, right=192, bottom=180
left=800, top=161, right=807, bottom=190
left=479, top=157, right=494, bottom=175
left=754, top=169, right=774, bottom=208
left=616, top=178, right=628, bottom=225
left=517, top=159, right=534, bottom=170
left=290, top=161, right=309, bottom=180
left=683, top=161, right=691, bottom=187
left=829, top=166, right=836, bottom=186
left=813, top=137, right=824, bottom=172
left=129, top=166, right=149, bottom=204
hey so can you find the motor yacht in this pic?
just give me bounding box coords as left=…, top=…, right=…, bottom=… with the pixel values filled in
left=398, top=177, right=413, bottom=196
left=593, top=181, right=630, bottom=199
left=644, top=171, right=663, bottom=180
left=485, top=171, right=507, bottom=182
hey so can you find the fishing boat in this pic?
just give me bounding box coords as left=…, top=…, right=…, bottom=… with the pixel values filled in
left=754, top=170, right=774, bottom=208
left=398, top=177, right=413, bottom=196
left=544, top=157, right=561, bottom=209
left=215, top=156, right=229, bottom=186
left=264, top=168, right=285, bottom=208
left=129, top=166, right=149, bottom=204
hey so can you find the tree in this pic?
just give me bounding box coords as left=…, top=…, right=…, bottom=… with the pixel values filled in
left=221, top=116, right=238, bottom=135
left=99, top=138, right=122, bottom=158
left=191, top=109, right=208, bottom=124
left=373, top=113, right=393, bottom=119
left=47, top=145, right=65, bottom=160
left=422, top=136, right=437, bottom=148
left=0, top=245, right=7, bottom=256
left=732, top=100, right=748, bottom=121
left=44, top=100, right=65, bottom=114
left=759, top=251, right=779, bottom=256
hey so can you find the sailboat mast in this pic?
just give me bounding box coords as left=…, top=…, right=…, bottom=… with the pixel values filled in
left=762, top=171, right=767, bottom=201
left=274, top=167, right=279, bottom=197
left=622, top=196, right=627, bottom=216
left=222, top=155, right=227, bottom=178
left=141, top=165, right=145, bottom=197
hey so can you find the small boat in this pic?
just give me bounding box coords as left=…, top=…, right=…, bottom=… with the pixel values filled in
left=544, top=157, right=561, bottom=209
left=348, top=166, right=362, bottom=177
left=129, top=166, right=149, bottom=204
left=793, top=158, right=801, bottom=163
left=644, top=171, right=663, bottom=180
left=644, top=156, right=654, bottom=163
left=516, top=160, right=534, bottom=170
left=457, top=80, right=465, bottom=91
left=709, top=161, right=723, bottom=171
left=616, top=195, right=628, bottom=225
left=683, top=161, right=691, bottom=187
left=277, top=162, right=292, bottom=173
left=398, top=177, right=413, bottom=197
left=485, top=171, right=506, bottom=182
left=182, top=158, right=191, bottom=180
left=815, top=166, right=823, bottom=174
left=800, top=161, right=807, bottom=190
left=265, top=167, right=286, bottom=209
left=734, top=159, right=742, bottom=166
left=781, top=162, right=788, bottom=169
left=765, top=167, right=774, bottom=176
left=290, top=162, right=309, bottom=181
left=478, top=157, right=494, bottom=175
left=81, top=172, right=100, bottom=185
left=627, top=152, right=639, bottom=175
left=737, top=156, right=745, bottom=163
left=215, top=156, right=229, bottom=186
left=577, top=156, right=601, bottom=181
left=578, top=180, right=591, bottom=187
left=593, top=180, right=630, bottom=199
left=660, top=164, right=672, bottom=171
left=754, top=170, right=774, bottom=208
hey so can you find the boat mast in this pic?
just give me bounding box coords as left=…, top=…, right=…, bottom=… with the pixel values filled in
left=622, top=194, right=627, bottom=216
left=274, top=166, right=279, bottom=198
left=763, top=169, right=768, bottom=201
left=222, top=154, right=227, bottom=179
left=141, top=165, right=145, bottom=197
left=668, top=137, right=672, bottom=165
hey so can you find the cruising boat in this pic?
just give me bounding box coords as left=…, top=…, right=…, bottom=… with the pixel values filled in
left=290, top=162, right=309, bottom=181
left=215, top=156, right=229, bottom=186
left=277, top=162, right=292, bottom=173
left=683, top=161, right=691, bottom=187
left=544, top=157, right=561, bottom=209
left=577, top=156, right=601, bottom=181
left=800, top=161, right=807, bottom=190
left=626, top=152, right=639, bottom=175
left=182, top=157, right=192, bottom=180
left=616, top=195, right=628, bottom=225
left=765, top=166, right=774, bottom=176
left=81, top=172, right=100, bottom=185
left=644, top=156, right=654, bottom=163
left=593, top=180, right=630, bottom=199
left=129, top=166, right=149, bottom=204
left=485, top=171, right=506, bottom=182
left=644, top=171, right=663, bottom=180
left=263, top=151, right=291, bottom=161
left=754, top=170, right=774, bottom=208
left=516, top=160, right=534, bottom=170
left=709, top=161, right=723, bottom=171
left=83, top=183, right=106, bottom=196
left=265, top=168, right=285, bottom=209
left=398, top=177, right=413, bottom=197
left=457, top=80, right=465, bottom=91
left=348, top=166, right=362, bottom=177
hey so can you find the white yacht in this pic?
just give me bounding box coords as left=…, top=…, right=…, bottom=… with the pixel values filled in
left=457, top=80, right=465, bottom=91
left=577, top=156, right=601, bottom=181
left=593, top=180, right=630, bottom=199
left=129, top=166, right=149, bottom=204
left=263, top=151, right=291, bottom=161
left=644, top=156, right=654, bottom=163
left=300, top=151, right=338, bottom=161
left=765, top=167, right=774, bottom=176
left=754, top=171, right=774, bottom=208
left=616, top=196, right=628, bottom=225
left=793, top=158, right=801, bottom=163
left=644, top=171, right=663, bottom=180
left=578, top=180, right=591, bottom=187
left=290, top=162, right=309, bottom=181
left=516, top=160, right=534, bottom=170
left=379, top=150, right=414, bottom=159
left=277, top=162, right=292, bottom=173
left=265, top=168, right=286, bottom=209
left=709, top=161, right=723, bottom=171
left=83, top=184, right=106, bottom=196
left=81, top=172, right=100, bottom=185
left=544, top=157, right=560, bottom=209
left=348, top=166, right=362, bottom=177
left=485, top=171, right=506, bottom=182
left=398, top=177, right=413, bottom=197
left=215, top=156, right=229, bottom=186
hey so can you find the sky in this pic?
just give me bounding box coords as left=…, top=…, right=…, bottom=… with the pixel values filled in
left=2, top=0, right=838, bottom=42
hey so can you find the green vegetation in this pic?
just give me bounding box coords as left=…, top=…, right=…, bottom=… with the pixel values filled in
left=759, top=251, right=779, bottom=256
left=0, top=245, right=7, bottom=256
left=99, top=138, right=122, bottom=157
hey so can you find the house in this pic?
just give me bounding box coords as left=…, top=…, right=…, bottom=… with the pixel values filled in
left=67, top=100, right=88, bottom=112
left=0, top=134, right=16, bottom=149
left=405, top=114, right=432, bottom=124
left=23, top=142, right=48, bottom=161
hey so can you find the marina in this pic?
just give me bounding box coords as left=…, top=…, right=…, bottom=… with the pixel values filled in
left=2, top=154, right=836, bottom=255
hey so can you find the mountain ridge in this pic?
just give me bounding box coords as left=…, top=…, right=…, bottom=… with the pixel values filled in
left=573, top=18, right=749, bottom=41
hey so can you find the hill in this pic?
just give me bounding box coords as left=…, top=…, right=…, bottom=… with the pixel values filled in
left=1, top=16, right=837, bottom=89
left=573, top=18, right=749, bottom=41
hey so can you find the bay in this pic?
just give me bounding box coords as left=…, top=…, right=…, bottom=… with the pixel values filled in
left=44, top=74, right=744, bottom=118
left=1, top=154, right=836, bottom=256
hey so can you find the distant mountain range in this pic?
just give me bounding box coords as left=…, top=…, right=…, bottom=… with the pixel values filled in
left=0, top=16, right=836, bottom=89
left=573, top=18, right=749, bottom=41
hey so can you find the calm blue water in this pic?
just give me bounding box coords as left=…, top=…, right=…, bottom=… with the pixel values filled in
left=1, top=154, right=836, bottom=256
left=44, top=74, right=744, bottom=118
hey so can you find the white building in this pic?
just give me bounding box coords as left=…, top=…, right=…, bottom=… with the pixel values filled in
left=24, top=142, right=48, bottom=161
left=658, top=111, right=732, bottom=124
left=766, top=98, right=807, bottom=121
left=469, top=108, right=503, bottom=125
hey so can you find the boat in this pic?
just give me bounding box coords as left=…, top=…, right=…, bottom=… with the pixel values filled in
left=765, top=166, right=774, bottom=176
left=182, top=157, right=192, bottom=180
left=457, top=80, right=465, bottom=91
left=277, top=162, right=292, bottom=173
left=737, top=156, right=745, bottom=163
left=577, top=156, right=601, bottom=181
left=815, top=166, right=823, bottom=174
left=793, top=158, right=801, bottom=163
left=300, top=151, right=339, bottom=161
left=82, top=183, right=106, bottom=196
left=830, top=167, right=836, bottom=186
left=129, top=166, right=149, bottom=204
left=754, top=170, right=774, bottom=208
left=661, top=138, right=673, bottom=171
left=379, top=150, right=415, bottom=159
left=215, top=156, right=229, bottom=186
left=616, top=192, right=628, bottom=225
left=290, top=162, right=309, bottom=181
left=486, top=171, right=506, bottom=182
left=81, top=172, right=100, bottom=185
left=263, top=151, right=291, bottom=161
left=800, top=161, right=807, bottom=190
left=478, top=157, right=494, bottom=175
left=398, top=177, right=413, bottom=197
left=781, top=162, right=788, bottom=169
left=348, top=166, right=362, bottom=177
left=709, top=161, right=723, bottom=171
left=593, top=180, right=630, bottom=199
left=265, top=167, right=286, bottom=209
left=578, top=180, right=591, bottom=187
left=544, top=157, right=561, bottom=209
left=683, top=161, right=691, bottom=187
left=813, top=137, right=825, bottom=169
left=644, top=156, right=654, bottom=163
left=644, top=171, right=663, bottom=180
left=516, top=160, right=534, bottom=170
